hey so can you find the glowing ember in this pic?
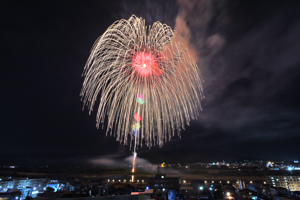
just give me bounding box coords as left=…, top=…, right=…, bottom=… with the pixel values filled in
left=132, top=52, right=159, bottom=76
left=133, top=113, right=142, bottom=121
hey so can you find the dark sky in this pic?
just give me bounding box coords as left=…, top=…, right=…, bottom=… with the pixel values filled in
left=1, top=0, right=300, bottom=165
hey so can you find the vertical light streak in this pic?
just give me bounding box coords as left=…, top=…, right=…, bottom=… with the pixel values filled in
left=132, top=152, right=137, bottom=173
left=132, top=94, right=143, bottom=174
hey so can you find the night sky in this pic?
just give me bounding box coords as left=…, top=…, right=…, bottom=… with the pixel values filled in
left=1, top=0, right=300, bottom=165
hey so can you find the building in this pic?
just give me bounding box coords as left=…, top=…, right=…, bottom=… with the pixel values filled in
left=16, top=178, right=48, bottom=191
left=0, top=179, right=15, bottom=192
left=0, top=178, right=49, bottom=198
left=148, top=174, right=180, bottom=200
left=266, top=174, right=300, bottom=191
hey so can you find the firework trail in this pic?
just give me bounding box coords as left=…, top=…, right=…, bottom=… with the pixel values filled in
left=131, top=93, right=144, bottom=173
left=81, top=15, right=204, bottom=148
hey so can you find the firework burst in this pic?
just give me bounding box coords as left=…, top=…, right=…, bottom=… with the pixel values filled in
left=81, top=15, right=204, bottom=148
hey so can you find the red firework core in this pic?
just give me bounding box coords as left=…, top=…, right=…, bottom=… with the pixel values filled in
left=132, top=52, right=161, bottom=76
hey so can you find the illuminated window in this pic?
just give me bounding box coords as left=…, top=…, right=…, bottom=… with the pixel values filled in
left=212, top=181, right=214, bottom=183
left=142, top=180, right=144, bottom=183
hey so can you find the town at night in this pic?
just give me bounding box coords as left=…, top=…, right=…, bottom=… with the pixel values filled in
left=1, top=0, right=300, bottom=200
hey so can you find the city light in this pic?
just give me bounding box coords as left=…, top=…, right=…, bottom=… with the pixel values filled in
left=1, top=160, right=299, bottom=197
left=287, top=167, right=294, bottom=171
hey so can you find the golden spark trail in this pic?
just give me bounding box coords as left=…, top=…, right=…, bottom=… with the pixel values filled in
left=81, top=15, right=204, bottom=148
